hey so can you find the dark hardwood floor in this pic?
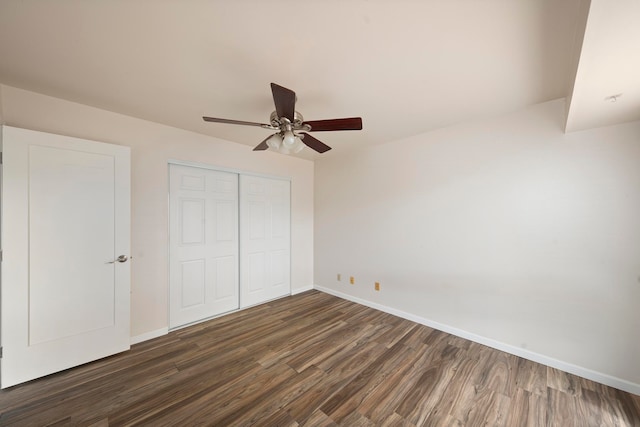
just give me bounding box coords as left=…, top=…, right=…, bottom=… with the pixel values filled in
left=1, top=290, right=639, bottom=426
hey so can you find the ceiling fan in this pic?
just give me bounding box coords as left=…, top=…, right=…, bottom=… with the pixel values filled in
left=203, top=83, right=362, bottom=154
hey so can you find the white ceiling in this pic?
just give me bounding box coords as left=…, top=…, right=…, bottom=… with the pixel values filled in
left=566, top=0, right=640, bottom=132
left=0, top=0, right=637, bottom=159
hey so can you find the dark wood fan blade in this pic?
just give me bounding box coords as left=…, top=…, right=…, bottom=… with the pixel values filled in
left=271, top=83, right=296, bottom=122
left=300, top=133, right=332, bottom=153
left=303, top=117, right=363, bottom=132
left=253, top=135, right=272, bottom=151
left=203, top=116, right=270, bottom=127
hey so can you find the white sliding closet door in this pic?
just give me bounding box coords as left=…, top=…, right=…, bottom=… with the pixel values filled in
left=169, top=164, right=239, bottom=328
left=240, top=175, right=291, bottom=308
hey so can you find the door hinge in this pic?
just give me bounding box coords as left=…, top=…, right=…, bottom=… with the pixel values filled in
left=0, top=347, right=3, bottom=358
left=0, top=152, right=3, bottom=164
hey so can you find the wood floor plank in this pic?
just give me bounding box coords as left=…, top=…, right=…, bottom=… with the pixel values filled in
left=214, top=365, right=325, bottom=426
left=373, top=321, right=417, bottom=348
left=356, top=344, right=432, bottom=422
left=147, top=362, right=297, bottom=426
left=379, top=412, right=419, bottom=427
left=394, top=323, right=436, bottom=350
left=395, top=351, right=470, bottom=425
left=579, top=388, right=620, bottom=427
left=86, top=419, right=109, bottom=427
left=547, top=366, right=582, bottom=397
left=464, top=389, right=511, bottom=427
left=0, top=290, right=637, bottom=426
left=107, top=357, right=265, bottom=425
left=514, top=356, right=548, bottom=397
left=319, top=343, right=400, bottom=417
left=253, top=408, right=299, bottom=427
left=610, top=388, right=640, bottom=426
left=285, top=341, right=386, bottom=424
left=321, top=343, right=414, bottom=423
left=338, top=411, right=376, bottom=426
left=473, top=349, right=518, bottom=397
left=547, top=387, right=578, bottom=427
left=284, top=372, right=348, bottom=425
left=284, top=321, right=357, bottom=372
left=423, top=413, right=463, bottom=427
left=426, top=356, right=486, bottom=424
left=302, top=410, right=337, bottom=427
left=504, top=388, right=546, bottom=427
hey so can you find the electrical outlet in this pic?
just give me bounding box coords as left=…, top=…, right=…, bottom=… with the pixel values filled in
left=337, top=273, right=341, bottom=281
left=375, top=282, right=380, bottom=291
left=350, top=276, right=355, bottom=285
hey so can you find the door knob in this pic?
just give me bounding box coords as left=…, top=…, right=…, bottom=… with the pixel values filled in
left=107, top=255, right=129, bottom=264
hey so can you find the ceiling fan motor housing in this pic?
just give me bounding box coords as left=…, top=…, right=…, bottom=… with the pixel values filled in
left=270, top=111, right=310, bottom=132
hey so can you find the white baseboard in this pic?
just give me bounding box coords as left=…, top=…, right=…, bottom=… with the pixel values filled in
left=314, top=285, right=640, bottom=396
left=130, top=327, right=168, bottom=345
left=131, top=288, right=311, bottom=343
left=291, top=285, right=314, bottom=295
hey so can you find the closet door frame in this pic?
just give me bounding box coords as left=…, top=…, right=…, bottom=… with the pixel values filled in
left=167, top=159, right=292, bottom=329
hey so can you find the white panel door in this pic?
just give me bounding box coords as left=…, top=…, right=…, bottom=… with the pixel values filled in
left=240, top=175, right=290, bottom=307
left=169, top=164, right=239, bottom=328
left=1, top=126, right=131, bottom=389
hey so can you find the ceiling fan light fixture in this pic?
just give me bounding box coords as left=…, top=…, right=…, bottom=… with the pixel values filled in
left=266, top=133, right=282, bottom=150
left=292, top=136, right=304, bottom=153
left=272, top=130, right=304, bottom=154
left=282, top=130, right=296, bottom=147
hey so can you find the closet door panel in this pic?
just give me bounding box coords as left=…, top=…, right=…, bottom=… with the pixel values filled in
left=240, top=175, right=291, bottom=307
left=169, top=165, right=239, bottom=328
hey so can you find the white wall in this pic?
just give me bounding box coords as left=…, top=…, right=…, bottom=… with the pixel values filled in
left=0, top=85, right=4, bottom=123
left=0, top=85, right=315, bottom=339
left=315, top=99, right=640, bottom=393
